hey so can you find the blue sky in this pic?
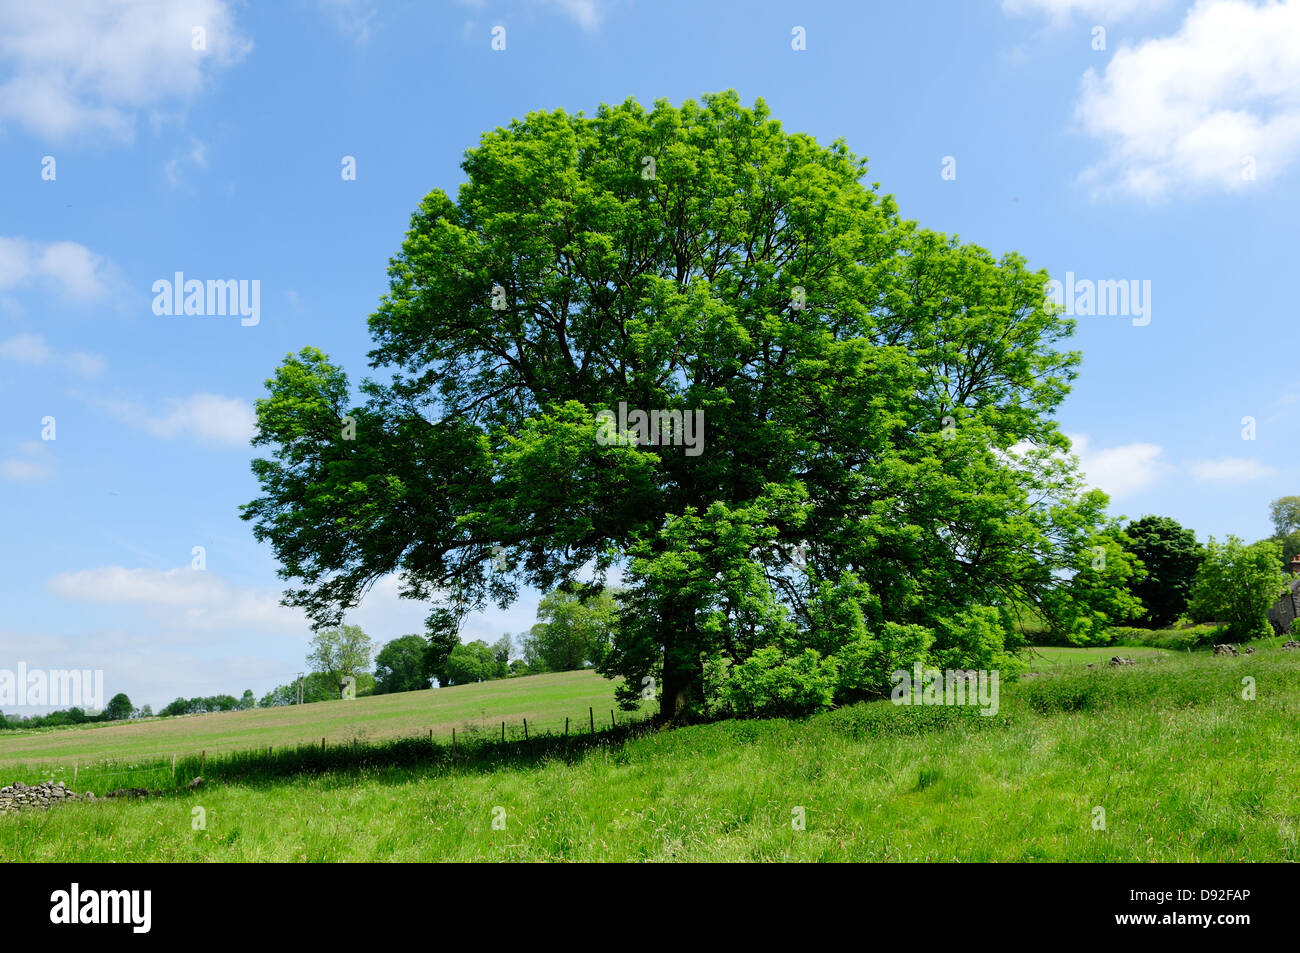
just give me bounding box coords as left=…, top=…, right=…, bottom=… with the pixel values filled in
left=2, top=0, right=1297, bottom=711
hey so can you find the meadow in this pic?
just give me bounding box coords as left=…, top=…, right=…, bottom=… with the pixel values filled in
left=2, top=643, right=1296, bottom=862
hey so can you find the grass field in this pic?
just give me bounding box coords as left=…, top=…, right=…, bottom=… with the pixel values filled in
left=0, top=669, right=643, bottom=773
left=1022, top=645, right=1171, bottom=668
left=2, top=644, right=1297, bottom=861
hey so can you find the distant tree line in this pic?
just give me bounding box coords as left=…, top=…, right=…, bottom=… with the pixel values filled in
left=3, top=587, right=626, bottom=727
left=0, top=692, right=138, bottom=730
left=364, top=587, right=622, bottom=692
left=159, top=690, right=256, bottom=716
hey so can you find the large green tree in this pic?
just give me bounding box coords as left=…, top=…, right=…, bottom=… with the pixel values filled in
left=306, top=625, right=373, bottom=696
left=1189, top=536, right=1284, bottom=640
left=103, top=693, right=133, bottom=721
left=373, top=634, right=431, bottom=694
left=1121, top=515, right=1204, bottom=628
left=1269, top=496, right=1300, bottom=537
left=522, top=587, right=618, bottom=672
left=242, top=92, right=1131, bottom=723
left=441, top=640, right=503, bottom=686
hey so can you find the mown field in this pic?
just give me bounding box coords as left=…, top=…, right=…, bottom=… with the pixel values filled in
left=1022, top=645, right=1170, bottom=667
left=2, top=644, right=1297, bottom=861
left=0, top=669, right=642, bottom=772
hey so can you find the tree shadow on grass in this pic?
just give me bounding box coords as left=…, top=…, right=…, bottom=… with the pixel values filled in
left=170, top=717, right=661, bottom=792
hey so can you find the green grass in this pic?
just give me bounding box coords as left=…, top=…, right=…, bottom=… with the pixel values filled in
left=3, top=646, right=1298, bottom=861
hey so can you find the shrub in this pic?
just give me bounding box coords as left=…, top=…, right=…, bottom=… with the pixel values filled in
left=829, top=622, right=933, bottom=703
left=1189, top=536, right=1283, bottom=641
left=1106, top=624, right=1227, bottom=651
left=718, top=646, right=838, bottom=717
left=931, top=606, right=1026, bottom=676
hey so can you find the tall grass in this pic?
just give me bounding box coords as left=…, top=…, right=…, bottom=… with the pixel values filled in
left=3, top=647, right=1297, bottom=861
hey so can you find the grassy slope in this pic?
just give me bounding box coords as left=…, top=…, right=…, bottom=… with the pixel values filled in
left=2, top=646, right=1297, bottom=861
left=0, top=647, right=1166, bottom=771
left=1022, top=645, right=1170, bottom=667
left=0, top=670, right=640, bottom=771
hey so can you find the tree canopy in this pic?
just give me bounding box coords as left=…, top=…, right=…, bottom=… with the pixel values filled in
left=522, top=588, right=618, bottom=672
left=243, top=92, right=1132, bottom=723
left=441, top=640, right=505, bottom=686
left=1269, top=496, right=1300, bottom=537
left=103, top=693, right=134, bottom=721
left=1266, top=495, right=1300, bottom=568
left=373, top=634, right=431, bottom=694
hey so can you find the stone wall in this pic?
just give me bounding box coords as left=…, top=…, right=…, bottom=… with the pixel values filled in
left=0, top=780, right=91, bottom=813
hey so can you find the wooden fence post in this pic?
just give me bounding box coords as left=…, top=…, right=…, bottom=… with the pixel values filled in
left=589, top=707, right=594, bottom=733
left=321, top=737, right=326, bottom=752
left=611, top=709, right=616, bottom=728
left=565, top=717, right=569, bottom=737
left=501, top=721, right=505, bottom=743
left=268, top=746, right=272, bottom=760
left=523, top=718, right=528, bottom=741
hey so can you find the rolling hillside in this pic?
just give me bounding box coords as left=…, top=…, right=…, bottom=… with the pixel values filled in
left=0, top=669, right=644, bottom=771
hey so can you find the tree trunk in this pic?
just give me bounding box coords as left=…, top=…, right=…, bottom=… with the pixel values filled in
left=658, top=624, right=703, bottom=724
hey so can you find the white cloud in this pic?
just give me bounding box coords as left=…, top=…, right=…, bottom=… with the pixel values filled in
left=0, top=440, right=54, bottom=482
left=9, top=568, right=471, bottom=708
left=345, top=574, right=460, bottom=637
left=31, top=563, right=545, bottom=706
left=1073, top=0, right=1300, bottom=198
left=1068, top=433, right=1169, bottom=499
left=548, top=0, right=603, bottom=30
left=1189, top=456, right=1277, bottom=481
left=0, top=236, right=120, bottom=302
left=64, top=351, right=107, bottom=377
left=98, top=393, right=255, bottom=446
left=164, top=137, right=209, bottom=187
left=48, top=565, right=307, bottom=634
left=0, top=332, right=48, bottom=363
left=0, top=626, right=274, bottom=713
left=0, top=332, right=105, bottom=377
left=318, top=0, right=377, bottom=43
left=47, top=566, right=437, bottom=641
left=456, top=0, right=604, bottom=32
left=1002, top=0, right=1175, bottom=23
left=0, top=0, right=251, bottom=140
